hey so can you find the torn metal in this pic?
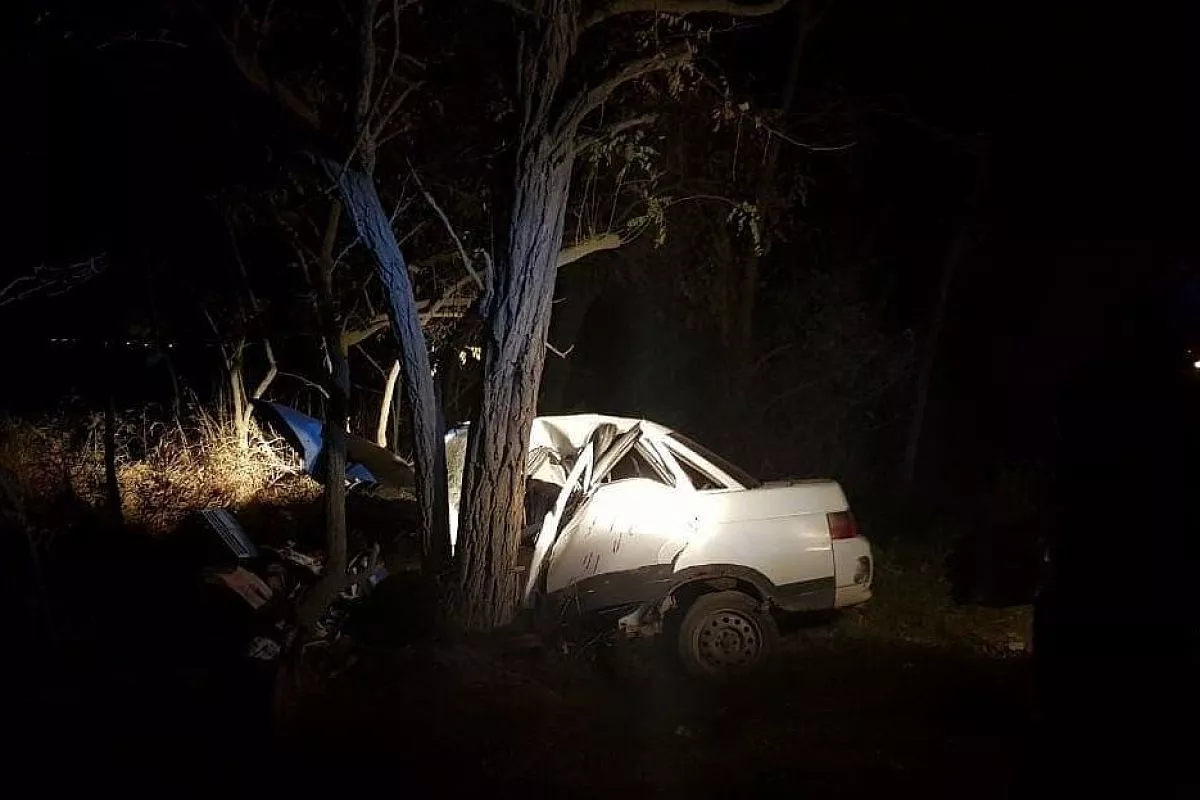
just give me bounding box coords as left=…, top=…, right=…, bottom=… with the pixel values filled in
left=257, top=403, right=874, bottom=664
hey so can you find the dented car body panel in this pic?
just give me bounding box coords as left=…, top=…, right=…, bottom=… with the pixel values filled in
left=262, top=404, right=873, bottom=627
left=465, top=413, right=872, bottom=619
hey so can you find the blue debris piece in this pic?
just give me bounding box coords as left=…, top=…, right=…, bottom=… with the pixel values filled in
left=256, top=401, right=380, bottom=487
left=262, top=402, right=327, bottom=475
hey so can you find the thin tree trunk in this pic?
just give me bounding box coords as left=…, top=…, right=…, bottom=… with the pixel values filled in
left=230, top=339, right=250, bottom=450
left=390, top=367, right=403, bottom=456
left=294, top=210, right=352, bottom=629
left=244, top=339, right=278, bottom=433
left=733, top=1, right=815, bottom=378
left=377, top=359, right=401, bottom=447
left=295, top=336, right=350, bottom=630
left=902, top=152, right=988, bottom=487
left=901, top=223, right=969, bottom=488
left=103, top=391, right=122, bottom=527
left=327, top=163, right=451, bottom=572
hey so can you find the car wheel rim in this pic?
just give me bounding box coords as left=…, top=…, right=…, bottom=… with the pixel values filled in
left=694, top=609, right=762, bottom=671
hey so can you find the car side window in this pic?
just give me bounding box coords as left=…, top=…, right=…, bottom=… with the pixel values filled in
left=603, top=443, right=673, bottom=485
left=670, top=449, right=724, bottom=491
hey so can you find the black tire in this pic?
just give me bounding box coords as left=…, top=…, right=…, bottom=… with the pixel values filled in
left=674, top=590, right=779, bottom=680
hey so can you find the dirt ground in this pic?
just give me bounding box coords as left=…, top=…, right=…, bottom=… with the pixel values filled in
left=13, top=609, right=1038, bottom=796
left=276, top=619, right=1038, bottom=797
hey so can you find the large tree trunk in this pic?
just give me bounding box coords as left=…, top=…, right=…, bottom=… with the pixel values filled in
left=328, top=163, right=451, bottom=571
left=454, top=4, right=581, bottom=627
left=456, top=136, right=576, bottom=629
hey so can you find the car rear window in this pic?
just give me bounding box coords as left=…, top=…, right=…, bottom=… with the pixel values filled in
left=666, top=432, right=760, bottom=489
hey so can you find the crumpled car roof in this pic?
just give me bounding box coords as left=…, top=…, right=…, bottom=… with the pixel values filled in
left=257, top=401, right=672, bottom=491
left=530, top=414, right=669, bottom=452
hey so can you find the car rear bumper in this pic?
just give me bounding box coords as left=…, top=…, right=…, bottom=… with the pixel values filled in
left=834, top=583, right=872, bottom=608
left=832, top=536, right=873, bottom=608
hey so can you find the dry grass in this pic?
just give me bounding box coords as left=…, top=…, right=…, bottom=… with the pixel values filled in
left=0, top=404, right=320, bottom=534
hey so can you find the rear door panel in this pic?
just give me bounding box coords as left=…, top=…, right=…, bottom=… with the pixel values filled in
left=676, top=488, right=836, bottom=589
left=544, top=478, right=691, bottom=597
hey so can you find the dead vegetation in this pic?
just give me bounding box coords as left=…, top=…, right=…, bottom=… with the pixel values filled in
left=0, top=402, right=319, bottom=534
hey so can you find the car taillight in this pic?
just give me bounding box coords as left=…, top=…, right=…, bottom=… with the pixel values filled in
left=827, top=511, right=859, bottom=540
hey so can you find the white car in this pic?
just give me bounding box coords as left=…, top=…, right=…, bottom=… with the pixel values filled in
left=448, top=414, right=873, bottom=677
left=256, top=403, right=872, bottom=677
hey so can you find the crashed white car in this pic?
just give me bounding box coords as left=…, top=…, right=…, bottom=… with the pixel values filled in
left=448, top=414, right=873, bottom=677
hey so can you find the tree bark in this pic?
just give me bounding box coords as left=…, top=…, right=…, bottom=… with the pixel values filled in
left=295, top=335, right=350, bottom=630
left=453, top=0, right=793, bottom=629
left=455, top=4, right=581, bottom=628
left=230, top=340, right=250, bottom=450
left=327, top=162, right=451, bottom=572
left=457, top=141, right=576, bottom=629
left=295, top=211, right=353, bottom=630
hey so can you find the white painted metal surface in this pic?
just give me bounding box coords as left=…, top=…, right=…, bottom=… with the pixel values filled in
left=545, top=476, right=692, bottom=595
left=675, top=488, right=837, bottom=589
left=832, top=536, right=874, bottom=608
left=447, top=413, right=873, bottom=614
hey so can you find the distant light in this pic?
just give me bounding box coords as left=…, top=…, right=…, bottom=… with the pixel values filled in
left=1194, top=359, right=1200, bottom=370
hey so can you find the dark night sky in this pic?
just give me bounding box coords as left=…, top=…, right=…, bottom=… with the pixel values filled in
left=6, top=0, right=1199, bottom=489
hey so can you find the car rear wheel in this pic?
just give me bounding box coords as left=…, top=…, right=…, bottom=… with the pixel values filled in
left=675, top=590, right=779, bottom=680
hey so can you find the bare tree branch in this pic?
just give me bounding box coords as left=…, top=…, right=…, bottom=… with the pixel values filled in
left=600, top=112, right=659, bottom=139
left=343, top=275, right=481, bottom=348
left=489, top=0, right=541, bottom=19
left=578, top=113, right=659, bottom=151
left=587, top=0, right=795, bottom=28
left=210, top=6, right=323, bottom=132
left=342, top=315, right=393, bottom=348
left=759, top=121, right=855, bottom=152
left=410, top=167, right=484, bottom=290
left=556, top=232, right=624, bottom=267
left=0, top=256, right=106, bottom=310
left=276, top=371, right=330, bottom=398
left=249, top=340, right=278, bottom=400
left=356, top=0, right=383, bottom=136
left=371, top=79, right=423, bottom=142
left=557, top=44, right=692, bottom=137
